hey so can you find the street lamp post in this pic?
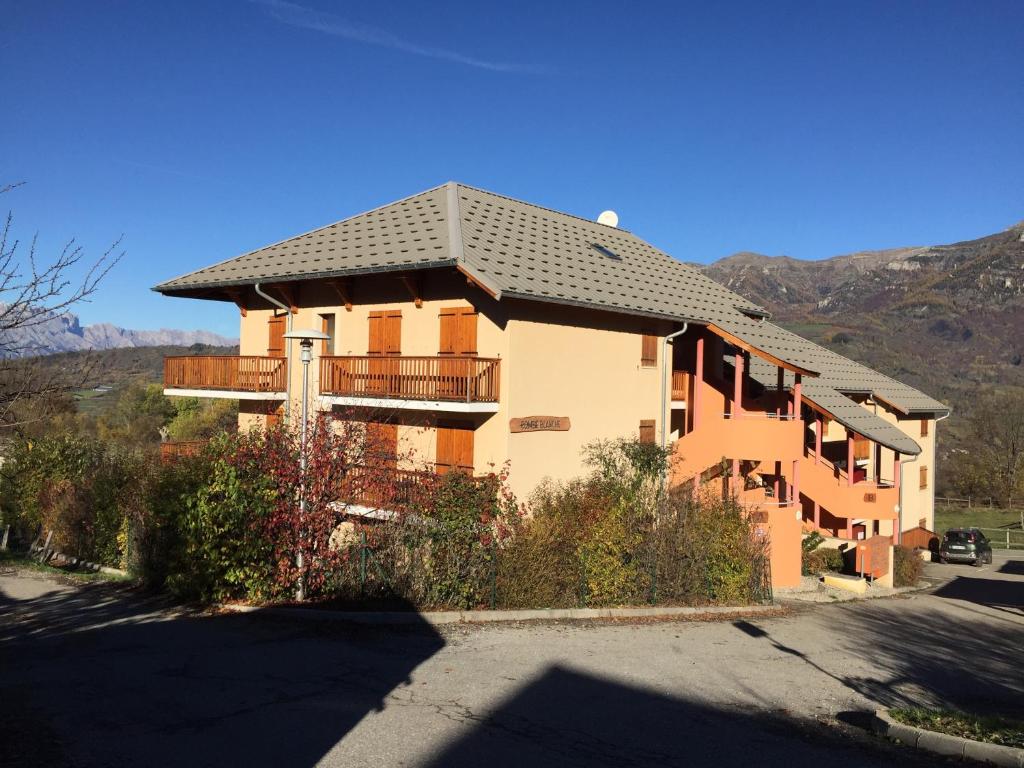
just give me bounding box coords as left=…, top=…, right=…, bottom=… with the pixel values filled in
left=283, top=329, right=329, bottom=601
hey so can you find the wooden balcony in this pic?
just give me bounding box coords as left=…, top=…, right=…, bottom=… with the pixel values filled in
left=159, top=440, right=208, bottom=463
left=164, top=355, right=286, bottom=395
left=339, top=465, right=496, bottom=516
left=320, top=355, right=500, bottom=404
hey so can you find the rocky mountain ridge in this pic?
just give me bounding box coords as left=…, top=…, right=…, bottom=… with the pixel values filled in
left=0, top=305, right=237, bottom=357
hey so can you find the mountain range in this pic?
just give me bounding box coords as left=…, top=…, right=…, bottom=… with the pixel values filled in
left=701, top=221, right=1024, bottom=445
left=1, top=306, right=237, bottom=357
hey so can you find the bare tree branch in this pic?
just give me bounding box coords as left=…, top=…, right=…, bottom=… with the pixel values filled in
left=0, top=183, right=123, bottom=428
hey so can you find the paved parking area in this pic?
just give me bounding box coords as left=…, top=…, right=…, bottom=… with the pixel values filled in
left=2, top=552, right=1022, bottom=767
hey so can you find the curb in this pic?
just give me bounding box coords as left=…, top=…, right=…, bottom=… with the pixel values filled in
left=872, top=709, right=1024, bottom=767
left=216, top=602, right=781, bottom=626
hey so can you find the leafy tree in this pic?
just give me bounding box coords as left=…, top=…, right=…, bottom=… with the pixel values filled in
left=967, top=389, right=1024, bottom=518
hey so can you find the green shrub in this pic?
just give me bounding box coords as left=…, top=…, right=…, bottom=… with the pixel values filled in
left=893, top=544, right=924, bottom=587
left=496, top=441, right=768, bottom=608
left=0, top=434, right=147, bottom=569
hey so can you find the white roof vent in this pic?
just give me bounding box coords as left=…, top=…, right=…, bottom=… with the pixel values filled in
left=597, top=210, right=619, bottom=228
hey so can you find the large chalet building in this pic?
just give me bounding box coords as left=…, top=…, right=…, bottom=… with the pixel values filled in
left=155, top=183, right=948, bottom=587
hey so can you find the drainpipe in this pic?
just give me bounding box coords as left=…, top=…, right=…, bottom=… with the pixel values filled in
left=659, top=323, right=689, bottom=451
left=932, top=411, right=951, bottom=529
left=254, top=282, right=293, bottom=418
left=897, top=450, right=922, bottom=545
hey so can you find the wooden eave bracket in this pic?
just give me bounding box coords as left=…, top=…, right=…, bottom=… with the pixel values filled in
left=224, top=288, right=247, bottom=317
left=273, top=283, right=298, bottom=314
left=399, top=274, right=423, bottom=308
left=327, top=277, right=354, bottom=312
left=456, top=264, right=499, bottom=300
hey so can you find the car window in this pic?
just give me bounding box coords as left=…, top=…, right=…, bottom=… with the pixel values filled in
left=945, top=531, right=969, bottom=543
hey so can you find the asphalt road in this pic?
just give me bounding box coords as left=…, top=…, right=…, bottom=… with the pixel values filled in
left=2, top=551, right=1021, bottom=767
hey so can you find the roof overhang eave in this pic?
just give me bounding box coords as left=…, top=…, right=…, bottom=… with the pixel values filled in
left=705, top=322, right=819, bottom=378
left=152, top=259, right=461, bottom=297
left=802, top=395, right=922, bottom=456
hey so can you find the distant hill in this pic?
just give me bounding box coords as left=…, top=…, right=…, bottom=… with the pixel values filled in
left=0, top=304, right=238, bottom=357
left=701, top=222, right=1024, bottom=452
left=35, top=343, right=241, bottom=392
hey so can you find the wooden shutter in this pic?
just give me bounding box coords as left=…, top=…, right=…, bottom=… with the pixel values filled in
left=920, top=419, right=929, bottom=437
left=368, top=311, right=384, bottom=355
left=366, top=422, right=398, bottom=469
left=439, top=307, right=478, bottom=355
left=853, top=434, right=870, bottom=460
left=639, top=419, right=656, bottom=444
left=919, top=466, right=928, bottom=490
left=267, top=315, right=285, bottom=357
left=436, top=422, right=474, bottom=475
left=265, top=403, right=282, bottom=429
left=641, top=332, right=657, bottom=367
left=384, top=310, right=402, bottom=355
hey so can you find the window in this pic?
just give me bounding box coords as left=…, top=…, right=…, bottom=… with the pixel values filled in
left=439, top=306, right=478, bottom=355
left=639, top=419, right=656, bottom=444
left=368, top=310, right=401, bottom=355
left=641, top=331, right=657, bottom=367
left=919, top=466, right=928, bottom=490
left=320, top=313, right=336, bottom=355
left=921, top=419, right=929, bottom=437
left=436, top=421, right=474, bottom=475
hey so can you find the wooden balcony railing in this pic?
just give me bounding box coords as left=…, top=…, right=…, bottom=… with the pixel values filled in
left=159, top=440, right=208, bottom=463
left=671, top=370, right=689, bottom=401
left=340, top=465, right=497, bottom=515
left=320, top=356, right=500, bottom=403
left=164, top=356, right=287, bottom=393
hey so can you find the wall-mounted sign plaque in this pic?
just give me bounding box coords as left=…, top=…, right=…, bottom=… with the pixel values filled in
left=509, top=416, right=571, bottom=433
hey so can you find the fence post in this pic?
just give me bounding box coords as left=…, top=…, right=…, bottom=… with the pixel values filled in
left=489, top=544, right=497, bottom=610
left=359, top=530, right=367, bottom=596
left=648, top=552, right=657, bottom=605
left=579, top=553, right=587, bottom=607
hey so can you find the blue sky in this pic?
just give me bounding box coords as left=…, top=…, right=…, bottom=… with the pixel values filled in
left=3, top=1, right=1022, bottom=337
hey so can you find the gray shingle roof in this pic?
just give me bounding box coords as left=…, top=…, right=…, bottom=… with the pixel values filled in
left=155, top=181, right=948, bottom=446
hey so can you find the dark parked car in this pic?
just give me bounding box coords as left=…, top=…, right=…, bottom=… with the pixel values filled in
left=939, top=528, right=993, bottom=566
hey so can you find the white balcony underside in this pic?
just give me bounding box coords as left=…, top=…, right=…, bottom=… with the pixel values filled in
left=164, top=388, right=286, bottom=401
left=671, top=400, right=688, bottom=410
left=319, top=395, right=500, bottom=413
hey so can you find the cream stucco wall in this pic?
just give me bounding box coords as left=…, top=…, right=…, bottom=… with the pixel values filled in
left=231, top=274, right=672, bottom=502
left=503, top=300, right=670, bottom=501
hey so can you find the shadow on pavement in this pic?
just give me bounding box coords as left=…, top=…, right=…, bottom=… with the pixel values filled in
left=0, top=579, right=445, bottom=767
left=737, top=572, right=1024, bottom=719
left=932, top=573, right=1024, bottom=612
left=998, top=559, right=1024, bottom=576
left=421, top=665, right=939, bottom=768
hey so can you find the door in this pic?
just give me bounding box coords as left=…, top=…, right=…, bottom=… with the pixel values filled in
left=435, top=421, right=474, bottom=475
left=438, top=307, right=477, bottom=399
left=368, top=310, right=401, bottom=395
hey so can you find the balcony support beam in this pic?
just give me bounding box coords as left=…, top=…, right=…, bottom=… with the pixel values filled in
left=815, top=416, right=823, bottom=464
left=793, top=373, right=802, bottom=415
left=693, top=336, right=704, bottom=432
left=733, top=350, right=744, bottom=416
left=847, top=431, right=855, bottom=487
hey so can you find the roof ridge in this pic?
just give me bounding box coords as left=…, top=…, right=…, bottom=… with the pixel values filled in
left=453, top=182, right=632, bottom=233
